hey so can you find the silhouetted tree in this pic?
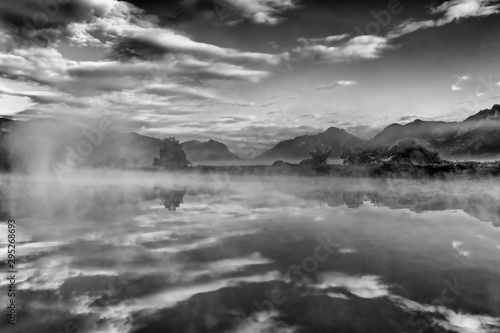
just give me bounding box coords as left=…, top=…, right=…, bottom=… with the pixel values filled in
left=309, top=144, right=332, bottom=166
left=387, top=141, right=442, bottom=164
left=341, top=144, right=389, bottom=165
left=153, top=137, right=191, bottom=170
left=341, top=141, right=442, bottom=165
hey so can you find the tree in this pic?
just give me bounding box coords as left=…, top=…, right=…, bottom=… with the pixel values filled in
left=388, top=141, right=442, bottom=164
left=341, top=140, right=443, bottom=166
left=309, top=144, right=332, bottom=166
left=153, top=137, right=191, bottom=170
left=341, top=144, right=389, bottom=165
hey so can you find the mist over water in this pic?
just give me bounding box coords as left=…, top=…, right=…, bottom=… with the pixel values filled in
left=1, top=170, right=500, bottom=333
left=2, top=0, right=500, bottom=332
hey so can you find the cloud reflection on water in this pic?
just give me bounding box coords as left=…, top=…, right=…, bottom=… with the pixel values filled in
left=1, top=172, right=500, bottom=333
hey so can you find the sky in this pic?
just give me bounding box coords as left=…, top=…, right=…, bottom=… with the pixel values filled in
left=0, top=0, right=500, bottom=157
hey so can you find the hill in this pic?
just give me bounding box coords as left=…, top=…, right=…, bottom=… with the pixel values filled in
left=182, top=140, right=240, bottom=162
left=371, top=105, right=500, bottom=158
left=255, top=127, right=364, bottom=161
left=0, top=118, right=240, bottom=172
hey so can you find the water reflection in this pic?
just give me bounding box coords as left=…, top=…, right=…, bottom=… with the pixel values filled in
left=298, top=181, right=500, bottom=227
left=1, top=173, right=500, bottom=333
left=155, top=187, right=187, bottom=211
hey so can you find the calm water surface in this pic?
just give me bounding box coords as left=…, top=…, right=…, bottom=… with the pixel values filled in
left=1, top=172, right=499, bottom=333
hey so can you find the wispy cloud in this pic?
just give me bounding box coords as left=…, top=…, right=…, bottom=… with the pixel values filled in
left=297, top=0, right=500, bottom=64
left=452, top=240, right=471, bottom=257
left=451, top=75, right=470, bottom=91
left=212, top=0, right=300, bottom=25
left=293, top=35, right=391, bottom=62
left=316, top=80, right=357, bottom=91
left=0, top=84, right=90, bottom=108
left=390, top=0, right=500, bottom=38
left=0, top=0, right=285, bottom=121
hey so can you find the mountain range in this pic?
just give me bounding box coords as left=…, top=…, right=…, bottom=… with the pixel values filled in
left=182, top=140, right=240, bottom=162
left=258, top=104, right=500, bottom=161
left=255, top=127, right=363, bottom=161
left=1, top=104, right=500, bottom=172
left=371, top=104, right=500, bottom=157
left=0, top=118, right=240, bottom=172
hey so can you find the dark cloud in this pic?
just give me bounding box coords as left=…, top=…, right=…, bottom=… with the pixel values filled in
left=108, top=38, right=170, bottom=62
left=0, top=0, right=121, bottom=43
left=127, top=0, right=301, bottom=27
left=127, top=0, right=191, bottom=23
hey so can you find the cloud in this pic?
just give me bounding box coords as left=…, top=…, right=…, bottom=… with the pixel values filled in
left=316, top=80, right=357, bottom=91
left=392, top=295, right=500, bottom=333
left=338, top=248, right=357, bottom=254
left=432, top=0, right=500, bottom=22
left=0, top=0, right=120, bottom=28
left=113, top=26, right=287, bottom=65
left=317, top=272, right=390, bottom=298
left=49, top=2, right=287, bottom=65
left=338, top=80, right=357, bottom=86
left=452, top=240, right=471, bottom=257
left=451, top=75, right=470, bottom=91
left=0, top=0, right=285, bottom=121
left=324, top=34, right=350, bottom=43
left=109, top=271, right=281, bottom=312
left=144, top=84, right=220, bottom=101
left=388, top=20, right=436, bottom=38
left=293, top=35, right=392, bottom=62
left=0, top=84, right=90, bottom=108
left=211, top=0, right=300, bottom=25
left=0, top=47, right=73, bottom=86
left=67, top=57, right=270, bottom=83
left=0, top=0, right=130, bottom=47
left=168, top=57, right=271, bottom=82
left=229, top=311, right=297, bottom=333
left=390, top=0, right=500, bottom=38
left=297, top=0, right=500, bottom=64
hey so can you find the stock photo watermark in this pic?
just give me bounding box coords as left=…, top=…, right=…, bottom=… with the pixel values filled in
left=50, top=321, right=80, bottom=333
left=455, top=74, right=499, bottom=116
left=239, top=234, right=337, bottom=328
left=354, top=0, right=404, bottom=36
left=51, top=117, right=115, bottom=181
left=405, top=278, right=468, bottom=333
left=213, top=0, right=238, bottom=23
left=5, top=219, right=17, bottom=326
left=20, top=0, right=73, bottom=39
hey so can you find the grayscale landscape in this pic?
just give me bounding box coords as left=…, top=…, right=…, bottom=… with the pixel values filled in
left=1, top=1, right=500, bottom=333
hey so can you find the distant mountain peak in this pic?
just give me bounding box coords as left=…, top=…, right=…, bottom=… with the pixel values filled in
left=465, top=104, right=500, bottom=122
left=0, top=118, right=241, bottom=170
left=182, top=139, right=240, bottom=161
left=372, top=105, right=500, bottom=158
left=325, top=126, right=346, bottom=133
left=255, top=126, right=365, bottom=161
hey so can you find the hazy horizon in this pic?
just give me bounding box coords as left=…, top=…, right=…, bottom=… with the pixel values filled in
left=2, top=2, right=500, bottom=333
left=1, top=0, right=500, bottom=157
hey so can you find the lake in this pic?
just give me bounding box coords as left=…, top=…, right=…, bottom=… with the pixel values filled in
left=1, top=171, right=500, bottom=333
